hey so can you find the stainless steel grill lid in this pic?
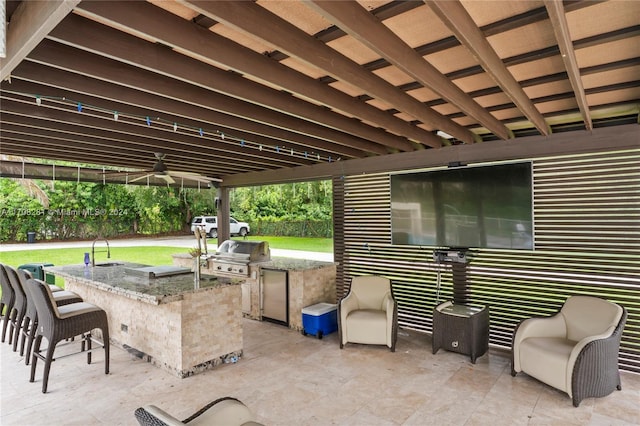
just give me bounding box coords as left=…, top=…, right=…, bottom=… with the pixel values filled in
left=214, top=240, right=270, bottom=263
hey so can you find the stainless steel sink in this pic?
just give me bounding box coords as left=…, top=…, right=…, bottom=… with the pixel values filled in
left=95, top=262, right=124, bottom=267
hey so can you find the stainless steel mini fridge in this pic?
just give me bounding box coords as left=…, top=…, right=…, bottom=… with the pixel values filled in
left=261, top=269, right=288, bottom=325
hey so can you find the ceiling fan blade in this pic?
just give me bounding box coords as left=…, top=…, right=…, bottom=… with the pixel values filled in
left=128, top=173, right=154, bottom=183
left=163, top=175, right=176, bottom=184
left=169, top=171, right=222, bottom=183
left=101, top=169, right=151, bottom=176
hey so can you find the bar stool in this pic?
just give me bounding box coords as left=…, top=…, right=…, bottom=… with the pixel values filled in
left=0, top=264, right=16, bottom=343
left=4, top=264, right=29, bottom=351
left=20, top=272, right=84, bottom=365
left=28, top=279, right=110, bottom=393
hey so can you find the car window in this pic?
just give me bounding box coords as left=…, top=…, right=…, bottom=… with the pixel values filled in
left=230, top=218, right=238, bottom=224
left=206, top=217, right=216, bottom=224
left=192, top=218, right=202, bottom=224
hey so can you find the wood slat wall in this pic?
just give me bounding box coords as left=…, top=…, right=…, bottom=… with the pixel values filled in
left=333, top=147, right=640, bottom=373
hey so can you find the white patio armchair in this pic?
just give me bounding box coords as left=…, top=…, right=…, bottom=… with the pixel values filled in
left=511, top=295, right=627, bottom=407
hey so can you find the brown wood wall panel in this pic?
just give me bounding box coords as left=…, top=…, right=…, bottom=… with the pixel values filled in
left=334, top=147, right=640, bottom=373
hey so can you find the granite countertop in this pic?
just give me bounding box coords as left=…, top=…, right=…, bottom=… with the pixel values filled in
left=45, top=261, right=238, bottom=304
left=262, top=257, right=336, bottom=271
left=172, top=253, right=336, bottom=271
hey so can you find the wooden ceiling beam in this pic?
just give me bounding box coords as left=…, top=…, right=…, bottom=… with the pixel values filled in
left=0, top=160, right=205, bottom=188
left=75, top=1, right=439, bottom=149
left=29, top=40, right=384, bottom=157
left=0, top=131, right=188, bottom=173
left=51, top=13, right=412, bottom=154
left=544, top=0, right=592, bottom=130
left=0, top=0, right=79, bottom=81
left=0, top=140, right=214, bottom=187
left=0, top=138, right=160, bottom=172
left=0, top=79, right=315, bottom=167
left=20, top=42, right=372, bottom=159
left=306, top=0, right=510, bottom=141
left=0, top=95, right=300, bottom=172
left=0, top=116, right=258, bottom=175
left=426, top=0, right=550, bottom=136
left=311, top=0, right=423, bottom=44
left=9, top=62, right=356, bottom=162
left=181, top=0, right=474, bottom=144
left=0, top=120, right=256, bottom=177
left=1, top=75, right=324, bottom=166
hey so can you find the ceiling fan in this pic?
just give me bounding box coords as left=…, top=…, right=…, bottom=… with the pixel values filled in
left=104, top=153, right=221, bottom=185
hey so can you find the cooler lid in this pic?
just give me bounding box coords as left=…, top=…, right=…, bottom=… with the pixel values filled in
left=302, top=302, right=337, bottom=316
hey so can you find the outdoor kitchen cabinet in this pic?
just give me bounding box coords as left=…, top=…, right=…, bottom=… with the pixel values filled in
left=172, top=249, right=337, bottom=332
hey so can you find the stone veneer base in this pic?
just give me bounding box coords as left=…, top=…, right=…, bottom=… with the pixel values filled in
left=50, top=264, right=244, bottom=379
left=121, top=344, right=244, bottom=378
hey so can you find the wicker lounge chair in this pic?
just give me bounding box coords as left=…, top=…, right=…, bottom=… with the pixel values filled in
left=20, top=273, right=84, bottom=365
left=134, top=397, right=263, bottom=426
left=28, top=279, right=110, bottom=393
left=511, top=295, right=627, bottom=407
left=0, top=264, right=16, bottom=343
left=338, top=275, right=398, bottom=352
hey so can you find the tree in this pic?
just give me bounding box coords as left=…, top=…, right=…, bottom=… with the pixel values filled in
left=0, top=179, right=47, bottom=241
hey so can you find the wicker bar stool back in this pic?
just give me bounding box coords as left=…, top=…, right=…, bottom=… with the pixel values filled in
left=0, top=264, right=16, bottom=343
left=5, top=265, right=28, bottom=351
left=19, top=269, right=66, bottom=293
left=28, top=279, right=110, bottom=393
left=20, top=274, right=84, bottom=365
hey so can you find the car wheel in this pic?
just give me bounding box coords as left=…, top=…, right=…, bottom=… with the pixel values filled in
left=209, top=228, right=218, bottom=238
left=239, top=227, right=248, bottom=237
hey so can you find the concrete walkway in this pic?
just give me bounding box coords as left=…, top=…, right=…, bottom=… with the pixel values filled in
left=0, top=235, right=334, bottom=262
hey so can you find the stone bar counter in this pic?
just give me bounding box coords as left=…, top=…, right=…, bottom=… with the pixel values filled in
left=45, top=262, right=243, bottom=378
left=173, top=254, right=337, bottom=331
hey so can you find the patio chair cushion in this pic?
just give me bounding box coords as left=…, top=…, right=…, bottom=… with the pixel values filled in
left=344, top=309, right=389, bottom=345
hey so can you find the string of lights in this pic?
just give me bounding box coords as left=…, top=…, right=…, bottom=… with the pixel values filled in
left=24, top=92, right=340, bottom=163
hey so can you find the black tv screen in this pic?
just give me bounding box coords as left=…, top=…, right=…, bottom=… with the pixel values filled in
left=391, top=162, right=533, bottom=250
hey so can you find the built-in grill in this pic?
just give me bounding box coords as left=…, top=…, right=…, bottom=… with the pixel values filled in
left=208, top=240, right=270, bottom=277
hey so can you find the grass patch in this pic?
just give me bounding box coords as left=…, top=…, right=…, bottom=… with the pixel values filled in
left=233, top=236, right=333, bottom=252
left=0, top=246, right=187, bottom=288
left=0, top=236, right=333, bottom=271
left=0, top=246, right=185, bottom=269
left=0, top=236, right=332, bottom=288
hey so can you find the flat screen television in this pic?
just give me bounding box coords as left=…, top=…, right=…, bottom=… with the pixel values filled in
left=391, top=162, right=533, bottom=250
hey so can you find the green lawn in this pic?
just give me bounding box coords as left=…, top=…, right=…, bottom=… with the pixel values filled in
left=0, top=236, right=333, bottom=270
left=235, top=235, right=333, bottom=252
left=0, top=236, right=332, bottom=288
left=0, top=246, right=185, bottom=269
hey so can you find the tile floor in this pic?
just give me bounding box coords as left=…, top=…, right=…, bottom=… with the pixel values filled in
left=2, top=319, right=639, bottom=425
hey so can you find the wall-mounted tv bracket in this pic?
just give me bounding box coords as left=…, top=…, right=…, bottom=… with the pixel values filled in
left=433, top=249, right=468, bottom=264
left=433, top=249, right=470, bottom=305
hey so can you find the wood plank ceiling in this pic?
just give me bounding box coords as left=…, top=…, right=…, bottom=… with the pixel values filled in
left=1, top=0, right=638, bottom=186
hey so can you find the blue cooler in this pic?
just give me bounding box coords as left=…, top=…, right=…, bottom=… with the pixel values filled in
left=302, top=302, right=338, bottom=339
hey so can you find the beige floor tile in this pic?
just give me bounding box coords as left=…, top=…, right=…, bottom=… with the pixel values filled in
left=2, top=319, right=638, bottom=425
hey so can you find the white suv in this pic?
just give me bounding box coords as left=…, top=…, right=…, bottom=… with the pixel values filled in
left=190, top=216, right=250, bottom=238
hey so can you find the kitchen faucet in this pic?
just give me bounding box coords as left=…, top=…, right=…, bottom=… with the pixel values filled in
left=91, top=238, right=111, bottom=266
